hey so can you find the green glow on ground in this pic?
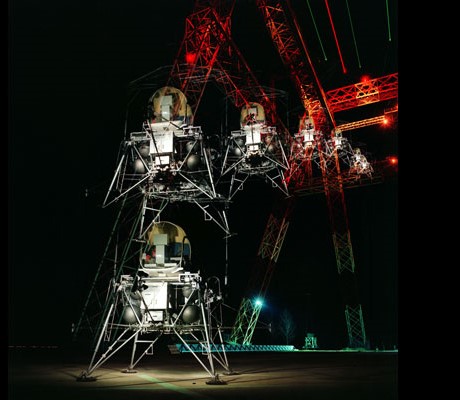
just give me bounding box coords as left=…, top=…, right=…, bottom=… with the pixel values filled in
left=137, top=373, right=205, bottom=397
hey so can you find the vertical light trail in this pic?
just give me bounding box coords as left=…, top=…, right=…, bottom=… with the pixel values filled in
left=306, top=0, right=328, bottom=60
left=385, top=0, right=392, bottom=41
left=345, top=0, right=361, bottom=68
left=324, top=0, right=347, bottom=74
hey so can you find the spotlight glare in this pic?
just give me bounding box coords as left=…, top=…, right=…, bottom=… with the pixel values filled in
left=254, top=298, right=264, bottom=307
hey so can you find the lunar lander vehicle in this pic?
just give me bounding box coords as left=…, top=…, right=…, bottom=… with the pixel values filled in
left=287, top=115, right=374, bottom=185
left=104, top=86, right=224, bottom=207
left=77, top=221, right=232, bottom=384
left=220, top=102, right=290, bottom=199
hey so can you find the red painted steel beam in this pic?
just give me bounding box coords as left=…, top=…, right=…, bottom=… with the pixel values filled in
left=326, top=73, right=398, bottom=113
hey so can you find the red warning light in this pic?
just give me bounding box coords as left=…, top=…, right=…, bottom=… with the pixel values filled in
left=381, top=114, right=395, bottom=127
left=388, top=156, right=398, bottom=165
left=185, top=52, right=197, bottom=64
left=360, top=74, right=371, bottom=83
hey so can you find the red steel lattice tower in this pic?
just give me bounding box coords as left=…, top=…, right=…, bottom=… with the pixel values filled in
left=166, top=0, right=397, bottom=348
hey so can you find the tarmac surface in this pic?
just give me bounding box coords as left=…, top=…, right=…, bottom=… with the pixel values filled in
left=8, top=346, right=398, bottom=400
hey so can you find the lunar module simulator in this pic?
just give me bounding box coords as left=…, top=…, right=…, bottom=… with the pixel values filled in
left=77, top=221, right=232, bottom=384
left=221, top=102, right=290, bottom=199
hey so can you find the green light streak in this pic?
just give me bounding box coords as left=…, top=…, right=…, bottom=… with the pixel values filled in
left=345, top=0, right=361, bottom=68
left=306, top=0, right=327, bottom=60
left=386, top=0, right=392, bottom=41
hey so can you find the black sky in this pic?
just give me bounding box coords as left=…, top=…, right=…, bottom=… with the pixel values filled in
left=9, top=0, right=398, bottom=349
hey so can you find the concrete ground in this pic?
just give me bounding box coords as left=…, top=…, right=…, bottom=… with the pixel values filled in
left=8, top=347, right=398, bottom=400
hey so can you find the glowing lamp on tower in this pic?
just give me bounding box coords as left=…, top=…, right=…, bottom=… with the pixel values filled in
left=388, top=156, right=398, bottom=166
left=185, top=52, right=197, bottom=64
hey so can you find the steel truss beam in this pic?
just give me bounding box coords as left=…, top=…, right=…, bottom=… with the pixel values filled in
left=326, top=73, right=398, bottom=113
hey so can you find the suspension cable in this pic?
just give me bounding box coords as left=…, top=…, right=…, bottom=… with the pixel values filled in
left=324, top=0, right=347, bottom=74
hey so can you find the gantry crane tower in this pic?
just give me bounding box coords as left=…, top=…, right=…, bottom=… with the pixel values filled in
left=233, top=0, right=398, bottom=348
left=158, top=0, right=397, bottom=348
left=166, top=0, right=289, bottom=132
left=164, top=0, right=397, bottom=348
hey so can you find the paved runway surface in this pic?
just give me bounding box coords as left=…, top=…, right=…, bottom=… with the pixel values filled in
left=9, top=347, right=398, bottom=400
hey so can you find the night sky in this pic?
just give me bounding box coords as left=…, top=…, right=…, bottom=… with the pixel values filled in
left=9, top=0, right=398, bottom=349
